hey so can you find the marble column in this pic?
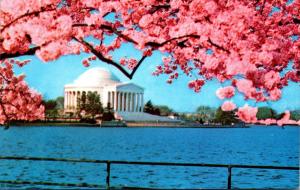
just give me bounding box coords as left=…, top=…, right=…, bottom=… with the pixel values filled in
left=137, top=93, right=140, bottom=112
left=77, top=91, right=80, bottom=107
left=112, top=92, right=115, bottom=110
left=141, top=93, right=144, bottom=112
left=108, top=91, right=111, bottom=107
left=132, top=93, right=135, bottom=112
left=117, top=92, right=120, bottom=111
left=120, top=92, right=123, bottom=112
left=139, top=93, right=142, bottom=112
left=69, top=91, right=72, bottom=109
left=67, top=91, right=70, bottom=110
left=130, top=93, right=133, bottom=112
left=136, top=93, right=140, bottom=112
left=127, top=93, right=131, bottom=112
left=66, top=91, right=68, bottom=109
left=123, top=93, right=126, bottom=112
left=136, top=93, right=139, bottom=112
left=72, top=91, right=75, bottom=110
left=64, top=91, right=67, bottom=110
left=69, top=91, right=71, bottom=110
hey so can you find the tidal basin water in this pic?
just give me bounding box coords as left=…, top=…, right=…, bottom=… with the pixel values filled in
left=0, top=126, right=299, bottom=189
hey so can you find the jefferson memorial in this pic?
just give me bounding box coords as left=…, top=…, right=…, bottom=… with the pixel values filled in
left=64, top=67, right=179, bottom=122
left=64, top=67, right=144, bottom=114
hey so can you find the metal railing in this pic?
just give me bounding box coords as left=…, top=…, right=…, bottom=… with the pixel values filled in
left=0, top=156, right=298, bottom=189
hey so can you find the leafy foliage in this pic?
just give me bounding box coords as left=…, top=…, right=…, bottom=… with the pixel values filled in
left=155, top=105, right=173, bottom=116
left=196, top=106, right=216, bottom=122
left=143, top=100, right=160, bottom=115
left=256, top=107, right=277, bottom=120
left=77, top=91, right=103, bottom=119
left=42, top=96, right=64, bottom=118
left=102, top=102, right=115, bottom=121
left=214, top=107, right=239, bottom=125
left=291, top=110, right=300, bottom=120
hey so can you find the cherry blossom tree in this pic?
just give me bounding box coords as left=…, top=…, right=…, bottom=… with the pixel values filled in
left=0, top=59, right=44, bottom=127
left=0, top=0, right=299, bottom=125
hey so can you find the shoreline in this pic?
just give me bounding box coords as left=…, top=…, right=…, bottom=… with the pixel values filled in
left=2, top=122, right=298, bottom=128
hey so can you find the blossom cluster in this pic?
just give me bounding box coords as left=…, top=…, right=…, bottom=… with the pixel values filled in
left=0, top=60, right=44, bottom=125
left=0, top=0, right=299, bottom=124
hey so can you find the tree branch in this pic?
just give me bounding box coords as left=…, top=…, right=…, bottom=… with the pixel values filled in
left=145, top=34, right=200, bottom=48
left=73, top=37, right=147, bottom=79
left=148, top=4, right=171, bottom=14
left=0, top=47, right=40, bottom=60
left=73, top=23, right=138, bottom=44
left=208, top=38, right=230, bottom=53
left=130, top=55, right=147, bottom=78
left=294, top=18, right=300, bottom=24
left=0, top=5, right=56, bottom=32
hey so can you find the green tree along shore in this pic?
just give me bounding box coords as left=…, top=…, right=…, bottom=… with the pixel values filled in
left=42, top=97, right=300, bottom=125
left=77, top=92, right=104, bottom=120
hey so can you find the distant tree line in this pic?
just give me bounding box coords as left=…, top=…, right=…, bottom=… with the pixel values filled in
left=143, top=100, right=178, bottom=117
left=256, top=107, right=300, bottom=121
left=178, top=106, right=300, bottom=125
left=43, top=96, right=300, bottom=125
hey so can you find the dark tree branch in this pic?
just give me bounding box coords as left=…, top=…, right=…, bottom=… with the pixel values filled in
left=148, top=4, right=171, bottom=14
left=73, top=23, right=138, bottom=44
left=0, top=5, right=56, bottom=32
left=294, top=18, right=300, bottom=24
left=73, top=37, right=148, bottom=79
left=0, top=47, right=40, bottom=60
left=145, top=34, right=200, bottom=48
left=73, top=37, right=131, bottom=78
left=99, top=25, right=138, bottom=44
left=208, top=38, right=230, bottom=53
left=130, top=55, right=147, bottom=78
left=73, top=24, right=203, bottom=49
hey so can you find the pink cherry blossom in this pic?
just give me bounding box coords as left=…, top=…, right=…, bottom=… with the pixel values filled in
left=221, top=101, right=236, bottom=111
left=276, top=111, right=299, bottom=126
left=188, top=79, right=205, bottom=93
left=216, top=86, right=235, bottom=99
left=236, top=104, right=258, bottom=123
left=258, top=118, right=277, bottom=125
left=0, top=60, right=44, bottom=125
left=234, top=79, right=256, bottom=98
left=0, top=0, right=299, bottom=123
left=268, top=88, right=282, bottom=101
left=264, top=71, right=281, bottom=90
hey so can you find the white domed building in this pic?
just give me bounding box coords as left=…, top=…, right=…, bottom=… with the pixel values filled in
left=64, top=67, right=180, bottom=123
left=64, top=68, right=144, bottom=115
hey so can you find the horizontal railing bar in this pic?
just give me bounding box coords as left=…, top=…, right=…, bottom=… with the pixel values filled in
left=0, top=156, right=107, bottom=164
left=120, top=187, right=194, bottom=190
left=111, top=160, right=230, bottom=167
left=0, top=180, right=101, bottom=188
left=109, top=161, right=300, bottom=170
left=0, top=156, right=298, bottom=170
left=231, top=165, right=299, bottom=170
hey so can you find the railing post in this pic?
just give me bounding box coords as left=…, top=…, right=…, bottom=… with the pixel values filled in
left=106, top=161, right=111, bottom=190
left=227, top=166, right=232, bottom=189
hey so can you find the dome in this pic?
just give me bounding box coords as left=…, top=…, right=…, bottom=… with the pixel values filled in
left=73, top=67, right=120, bottom=87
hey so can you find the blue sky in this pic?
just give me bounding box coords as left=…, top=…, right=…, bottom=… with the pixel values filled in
left=14, top=41, right=300, bottom=113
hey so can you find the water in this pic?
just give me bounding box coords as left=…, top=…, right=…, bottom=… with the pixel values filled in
left=0, top=126, right=299, bottom=189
